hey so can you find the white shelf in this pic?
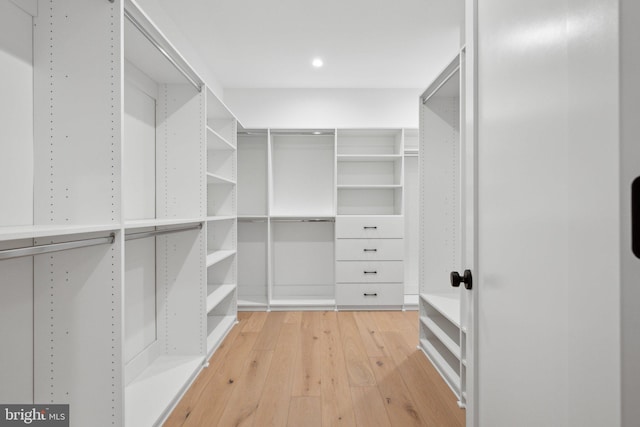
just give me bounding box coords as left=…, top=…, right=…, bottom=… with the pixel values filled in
left=238, top=298, right=268, bottom=308
left=125, top=355, right=204, bottom=427
left=124, top=218, right=202, bottom=229
left=421, top=292, right=461, bottom=327
left=270, top=214, right=335, bottom=221
left=207, top=315, right=237, bottom=355
left=206, top=284, right=236, bottom=313
left=206, top=249, right=236, bottom=267
left=337, top=154, right=402, bottom=162
left=269, top=298, right=336, bottom=307
left=206, top=216, right=236, bottom=222
left=337, top=184, right=402, bottom=189
left=420, top=316, right=461, bottom=359
left=420, top=338, right=461, bottom=396
left=0, top=224, right=119, bottom=242
left=206, top=172, right=236, bottom=185
left=207, top=126, right=235, bottom=151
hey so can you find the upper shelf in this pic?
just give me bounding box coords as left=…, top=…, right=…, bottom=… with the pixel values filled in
left=207, top=127, right=235, bottom=151
left=123, top=1, right=202, bottom=88
left=337, top=154, right=402, bottom=162
left=0, top=224, right=119, bottom=242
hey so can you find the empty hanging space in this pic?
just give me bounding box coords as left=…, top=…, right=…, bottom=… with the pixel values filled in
left=236, top=130, right=269, bottom=309
left=124, top=225, right=205, bottom=427
left=270, top=131, right=335, bottom=218
left=270, top=220, right=335, bottom=309
left=337, top=130, right=403, bottom=215
left=0, top=230, right=120, bottom=419
left=123, top=9, right=204, bottom=228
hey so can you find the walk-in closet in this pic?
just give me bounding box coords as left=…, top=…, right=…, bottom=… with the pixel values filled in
left=1, top=0, right=637, bottom=426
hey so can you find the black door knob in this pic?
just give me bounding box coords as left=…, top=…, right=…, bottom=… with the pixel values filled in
left=450, top=269, right=473, bottom=290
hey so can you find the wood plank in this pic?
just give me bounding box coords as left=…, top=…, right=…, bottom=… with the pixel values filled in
left=254, top=322, right=300, bottom=426
left=337, top=312, right=376, bottom=387
left=320, top=311, right=357, bottom=426
left=241, top=311, right=268, bottom=333
left=371, top=356, right=425, bottom=426
left=292, top=311, right=323, bottom=396
left=164, top=323, right=242, bottom=426
left=353, top=311, right=389, bottom=357
left=216, top=350, right=274, bottom=427
left=373, top=310, right=417, bottom=351
left=237, top=311, right=252, bottom=321
left=287, top=397, right=322, bottom=427
left=350, top=386, right=392, bottom=427
left=176, top=332, right=259, bottom=427
left=253, top=311, right=285, bottom=350
left=382, top=331, right=465, bottom=427
left=283, top=311, right=302, bottom=324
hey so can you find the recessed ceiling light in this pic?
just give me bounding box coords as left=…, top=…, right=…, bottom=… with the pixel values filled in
left=312, top=58, right=323, bottom=68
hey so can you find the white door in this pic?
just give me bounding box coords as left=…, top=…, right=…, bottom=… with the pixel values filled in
left=474, top=0, right=621, bottom=425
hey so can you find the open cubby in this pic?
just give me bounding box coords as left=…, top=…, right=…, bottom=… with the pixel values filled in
left=237, top=220, right=269, bottom=309
left=336, top=129, right=403, bottom=155
left=270, top=133, right=335, bottom=217
left=270, top=221, right=335, bottom=307
left=238, top=132, right=269, bottom=217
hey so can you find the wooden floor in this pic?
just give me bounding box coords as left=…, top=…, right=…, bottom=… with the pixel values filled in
left=164, top=311, right=465, bottom=427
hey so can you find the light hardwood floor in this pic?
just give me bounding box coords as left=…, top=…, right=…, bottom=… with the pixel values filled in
left=164, top=311, right=465, bottom=427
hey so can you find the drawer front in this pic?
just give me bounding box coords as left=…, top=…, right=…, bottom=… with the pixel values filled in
left=336, top=217, right=404, bottom=238
left=336, top=261, right=404, bottom=283
left=336, top=283, right=404, bottom=306
left=335, top=238, right=403, bottom=261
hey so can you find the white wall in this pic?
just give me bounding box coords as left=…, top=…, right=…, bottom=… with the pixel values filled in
left=225, top=88, right=421, bottom=129
left=134, top=0, right=224, bottom=98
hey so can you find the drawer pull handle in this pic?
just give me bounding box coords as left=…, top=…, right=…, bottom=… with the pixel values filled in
left=363, top=248, right=377, bottom=252
left=363, top=293, right=378, bottom=297
left=364, top=271, right=378, bottom=274
left=363, top=226, right=378, bottom=230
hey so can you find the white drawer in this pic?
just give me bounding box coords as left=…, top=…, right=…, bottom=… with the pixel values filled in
left=336, top=260, right=404, bottom=283
left=335, top=238, right=403, bottom=261
left=336, top=216, right=404, bottom=238
left=336, top=283, right=404, bottom=306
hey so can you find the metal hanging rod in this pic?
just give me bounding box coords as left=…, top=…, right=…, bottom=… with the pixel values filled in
left=421, top=54, right=461, bottom=104
left=270, top=129, right=335, bottom=136
left=0, top=233, right=116, bottom=261
left=238, top=218, right=268, bottom=223
left=270, top=218, right=335, bottom=223
left=124, top=8, right=202, bottom=92
left=125, top=223, right=202, bottom=241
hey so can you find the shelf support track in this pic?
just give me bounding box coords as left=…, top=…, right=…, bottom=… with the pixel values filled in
left=125, top=222, right=203, bottom=241
left=0, top=234, right=116, bottom=261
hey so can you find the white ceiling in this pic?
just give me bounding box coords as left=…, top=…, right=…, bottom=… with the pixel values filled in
left=155, top=0, right=462, bottom=89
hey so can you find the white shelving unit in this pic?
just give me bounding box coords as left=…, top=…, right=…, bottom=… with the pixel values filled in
left=418, top=55, right=465, bottom=402
left=0, top=1, right=239, bottom=425
left=335, top=130, right=405, bottom=309
left=205, top=88, right=238, bottom=357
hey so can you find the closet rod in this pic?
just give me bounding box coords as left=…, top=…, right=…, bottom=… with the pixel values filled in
left=125, top=223, right=203, bottom=241
left=124, top=9, right=202, bottom=92
left=238, top=219, right=268, bottom=223
left=0, top=234, right=116, bottom=261
left=270, top=219, right=335, bottom=223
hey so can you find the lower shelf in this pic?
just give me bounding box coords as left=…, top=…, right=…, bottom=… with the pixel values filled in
left=206, top=284, right=236, bottom=313
left=125, top=355, right=204, bottom=427
left=207, top=315, right=237, bottom=356
left=419, top=338, right=461, bottom=398
left=420, top=292, right=461, bottom=327
left=269, top=298, right=336, bottom=310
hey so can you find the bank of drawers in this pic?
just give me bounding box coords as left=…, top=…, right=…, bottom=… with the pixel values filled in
left=336, top=216, right=404, bottom=307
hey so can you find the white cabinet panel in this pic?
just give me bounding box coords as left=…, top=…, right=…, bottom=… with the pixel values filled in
left=336, top=283, right=403, bottom=306
left=336, top=238, right=403, bottom=261
left=336, top=216, right=403, bottom=238
left=336, top=260, right=403, bottom=283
